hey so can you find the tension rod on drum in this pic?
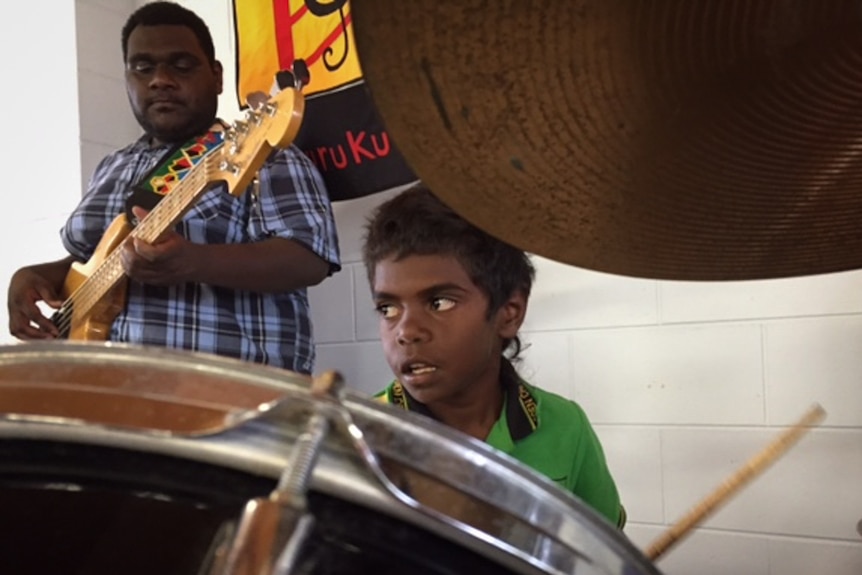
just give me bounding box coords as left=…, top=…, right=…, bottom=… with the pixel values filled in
left=205, top=371, right=343, bottom=575
left=206, top=370, right=453, bottom=575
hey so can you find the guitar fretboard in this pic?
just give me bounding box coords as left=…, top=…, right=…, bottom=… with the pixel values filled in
left=53, top=153, right=219, bottom=336
left=50, top=86, right=300, bottom=340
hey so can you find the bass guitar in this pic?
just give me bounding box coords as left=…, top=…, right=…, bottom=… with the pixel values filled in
left=52, top=86, right=305, bottom=340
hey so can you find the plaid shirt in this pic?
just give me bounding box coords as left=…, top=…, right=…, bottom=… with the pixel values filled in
left=62, top=133, right=340, bottom=374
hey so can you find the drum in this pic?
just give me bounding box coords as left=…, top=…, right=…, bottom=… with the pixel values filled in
left=0, top=341, right=661, bottom=575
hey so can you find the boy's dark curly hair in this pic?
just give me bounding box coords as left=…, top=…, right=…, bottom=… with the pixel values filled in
left=121, top=1, right=216, bottom=65
left=363, top=183, right=535, bottom=357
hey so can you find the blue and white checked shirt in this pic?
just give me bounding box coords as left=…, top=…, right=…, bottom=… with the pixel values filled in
left=62, top=133, right=341, bottom=374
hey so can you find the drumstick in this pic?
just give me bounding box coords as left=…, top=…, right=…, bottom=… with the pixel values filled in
left=645, top=403, right=826, bottom=561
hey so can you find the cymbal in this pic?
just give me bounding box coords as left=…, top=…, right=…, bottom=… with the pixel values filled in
left=351, top=0, right=862, bottom=280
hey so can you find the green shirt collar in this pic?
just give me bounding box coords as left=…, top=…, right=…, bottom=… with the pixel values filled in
left=384, top=361, right=539, bottom=443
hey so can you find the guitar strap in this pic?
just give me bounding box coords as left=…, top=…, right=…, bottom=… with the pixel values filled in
left=124, top=127, right=224, bottom=226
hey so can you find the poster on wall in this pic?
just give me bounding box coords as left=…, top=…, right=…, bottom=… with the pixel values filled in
left=232, top=0, right=417, bottom=201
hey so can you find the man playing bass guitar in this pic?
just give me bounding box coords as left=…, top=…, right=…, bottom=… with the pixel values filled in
left=6, top=1, right=340, bottom=374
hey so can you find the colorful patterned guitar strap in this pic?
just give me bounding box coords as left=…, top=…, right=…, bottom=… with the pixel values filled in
left=124, top=128, right=224, bottom=226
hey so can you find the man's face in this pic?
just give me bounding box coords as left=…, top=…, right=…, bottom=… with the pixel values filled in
left=124, top=24, right=223, bottom=146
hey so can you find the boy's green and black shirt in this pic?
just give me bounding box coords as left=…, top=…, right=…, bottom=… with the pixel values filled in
left=375, top=363, right=626, bottom=529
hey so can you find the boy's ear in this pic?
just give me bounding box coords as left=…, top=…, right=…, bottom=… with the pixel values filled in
left=496, top=290, right=528, bottom=339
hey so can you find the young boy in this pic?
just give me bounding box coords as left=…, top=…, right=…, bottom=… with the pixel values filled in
left=362, top=184, right=625, bottom=528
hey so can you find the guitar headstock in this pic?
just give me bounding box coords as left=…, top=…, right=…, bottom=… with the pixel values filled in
left=214, top=86, right=306, bottom=196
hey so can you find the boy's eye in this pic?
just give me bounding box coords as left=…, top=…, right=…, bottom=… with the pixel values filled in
left=375, top=303, right=398, bottom=319
left=430, top=297, right=456, bottom=311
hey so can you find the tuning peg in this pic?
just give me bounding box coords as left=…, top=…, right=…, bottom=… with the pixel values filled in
left=292, top=60, right=310, bottom=88
left=274, top=60, right=310, bottom=92
left=275, top=69, right=296, bottom=91
left=231, top=120, right=249, bottom=134
left=245, top=108, right=262, bottom=125
left=246, top=91, right=269, bottom=110
left=219, top=160, right=240, bottom=175
left=223, top=129, right=241, bottom=154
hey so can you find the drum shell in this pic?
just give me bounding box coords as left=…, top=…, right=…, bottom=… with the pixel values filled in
left=0, top=342, right=661, bottom=575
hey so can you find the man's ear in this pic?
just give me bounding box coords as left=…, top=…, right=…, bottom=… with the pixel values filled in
left=496, top=290, right=528, bottom=339
left=213, top=59, right=224, bottom=95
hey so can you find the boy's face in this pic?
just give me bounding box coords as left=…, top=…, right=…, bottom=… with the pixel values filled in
left=372, top=254, right=526, bottom=406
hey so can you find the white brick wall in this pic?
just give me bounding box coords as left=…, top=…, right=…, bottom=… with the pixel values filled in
left=308, top=194, right=862, bottom=574
left=311, top=195, right=862, bottom=574
left=302, top=3, right=862, bottom=561
left=39, top=1, right=862, bottom=573
left=0, top=0, right=84, bottom=344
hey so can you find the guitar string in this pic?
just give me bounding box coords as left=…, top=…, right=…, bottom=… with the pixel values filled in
left=53, top=164, right=212, bottom=334
left=52, top=159, right=216, bottom=335
left=52, top=98, right=285, bottom=336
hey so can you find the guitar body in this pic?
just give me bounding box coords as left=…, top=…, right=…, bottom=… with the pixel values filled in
left=61, top=215, right=131, bottom=341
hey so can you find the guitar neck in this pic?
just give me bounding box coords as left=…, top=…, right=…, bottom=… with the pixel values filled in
left=131, top=154, right=215, bottom=244
left=56, top=153, right=220, bottom=331
left=54, top=84, right=304, bottom=339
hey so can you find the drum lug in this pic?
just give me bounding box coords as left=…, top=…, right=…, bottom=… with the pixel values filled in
left=204, top=372, right=343, bottom=575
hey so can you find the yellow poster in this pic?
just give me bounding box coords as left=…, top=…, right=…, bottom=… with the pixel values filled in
left=233, top=0, right=362, bottom=104
left=233, top=0, right=416, bottom=201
